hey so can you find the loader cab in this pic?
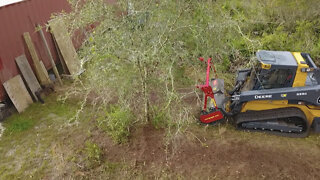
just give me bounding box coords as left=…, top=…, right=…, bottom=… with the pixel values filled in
left=251, top=50, right=320, bottom=90
left=252, top=50, right=298, bottom=90
left=237, top=50, right=319, bottom=93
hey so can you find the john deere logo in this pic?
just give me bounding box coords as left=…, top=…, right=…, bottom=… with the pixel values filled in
left=255, top=94, right=272, bottom=99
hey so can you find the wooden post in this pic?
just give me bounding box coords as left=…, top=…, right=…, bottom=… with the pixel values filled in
left=15, top=55, right=42, bottom=101
left=37, top=25, right=63, bottom=85
left=49, top=18, right=81, bottom=76
left=23, top=32, right=51, bottom=86
left=53, top=34, right=68, bottom=74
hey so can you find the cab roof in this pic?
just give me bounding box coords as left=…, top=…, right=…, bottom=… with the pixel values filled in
left=256, top=50, right=298, bottom=68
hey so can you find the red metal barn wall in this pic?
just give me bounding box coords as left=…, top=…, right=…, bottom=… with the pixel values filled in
left=0, top=0, right=71, bottom=101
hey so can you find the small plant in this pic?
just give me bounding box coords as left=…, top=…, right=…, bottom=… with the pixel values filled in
left=151, top=106, right=169, bottom=129
left=97, top=106, right=133, bottom=143
left=84, top=141, right=102, bottom=167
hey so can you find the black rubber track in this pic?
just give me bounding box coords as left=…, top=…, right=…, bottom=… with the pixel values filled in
left=235, top=107, right=310, bottom=138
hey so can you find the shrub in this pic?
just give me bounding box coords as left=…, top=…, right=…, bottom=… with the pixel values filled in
left=97, top=106, right=133, bottom=143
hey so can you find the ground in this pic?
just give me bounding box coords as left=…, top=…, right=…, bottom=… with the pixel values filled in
left=0, top=89, right=320, bottom=179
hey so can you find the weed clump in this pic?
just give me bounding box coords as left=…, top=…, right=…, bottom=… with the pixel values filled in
left=97, top=106, right=133, bottom=144
left=150, top=106, right=170, bottom=129
left=84, top=141, right=103, bottom=168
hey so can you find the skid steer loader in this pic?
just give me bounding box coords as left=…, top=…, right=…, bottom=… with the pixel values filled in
left=197, top=50, right=320, bottom=137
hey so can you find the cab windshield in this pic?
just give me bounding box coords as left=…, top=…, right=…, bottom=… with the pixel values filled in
left=253, top=68, right=295, bottom=90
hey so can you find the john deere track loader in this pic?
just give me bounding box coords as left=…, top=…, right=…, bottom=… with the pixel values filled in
left=197, top=50, right=320, bottom=137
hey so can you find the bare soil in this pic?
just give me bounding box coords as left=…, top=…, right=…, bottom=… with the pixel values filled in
left=86, top=123, right=320, bottom=179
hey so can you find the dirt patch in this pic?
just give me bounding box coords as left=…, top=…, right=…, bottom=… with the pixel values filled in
left=129, top=124, right=167, bottom=176
left=168, top=136, right=320, bottom=179
left=92, top=124, right=166, bottom=166
left=89, top=124, right=320, bottom=179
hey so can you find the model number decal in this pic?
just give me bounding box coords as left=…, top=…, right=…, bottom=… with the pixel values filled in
left=255, top=95, right=272, bottom=99
left=296, top=92, right=307, bottom=96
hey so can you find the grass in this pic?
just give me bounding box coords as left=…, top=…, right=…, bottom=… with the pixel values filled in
left=0, top=92, right=141, bottom=179
left=0, top=94, right=80, bottom=179
left=4, top=116, right=35, bottom=135
left=3, top=95, right=76, bottom=135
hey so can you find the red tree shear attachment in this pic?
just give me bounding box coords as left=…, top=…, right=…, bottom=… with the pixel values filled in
left=197, top=57, right=224, bottom=123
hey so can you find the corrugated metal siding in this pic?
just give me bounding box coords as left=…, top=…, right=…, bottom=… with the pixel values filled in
left=0, top=0, right=24, bottom=7
left=0, top=0, right=71, bottom=101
